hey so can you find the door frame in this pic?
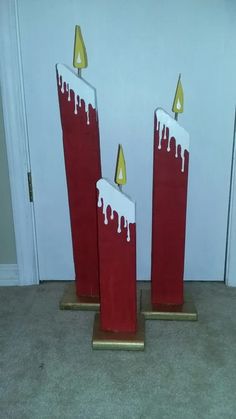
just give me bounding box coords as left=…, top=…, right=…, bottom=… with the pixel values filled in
left=0, top=0, right=39, bottom=285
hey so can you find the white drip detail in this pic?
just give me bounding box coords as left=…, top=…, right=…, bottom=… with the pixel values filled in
left=155, top=108, right=190, bottom=172
left=97, top=178, right=135, bottom=242
left=56, top=63, right=96, bottom=125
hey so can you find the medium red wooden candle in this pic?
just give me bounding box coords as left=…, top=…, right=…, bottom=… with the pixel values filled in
left=151, top=108, right=190, bottom=305
left=96, top=178, right=137, bottom=333
left=56, top=63, right=101, bottom=298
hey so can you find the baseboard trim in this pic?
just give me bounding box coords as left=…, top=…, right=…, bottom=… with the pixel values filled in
left=184, top=278, right=223, bottom=282
left=0, top=264, right=19, bottom=285
left=137, top=278, right=223, bottom=282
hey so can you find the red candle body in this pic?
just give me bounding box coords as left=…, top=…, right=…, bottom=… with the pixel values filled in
left=97, top=179, right=137, bottom=333
left=56, top=64, right=101, bottom=298
left=151, top=109, right=189, bottom=305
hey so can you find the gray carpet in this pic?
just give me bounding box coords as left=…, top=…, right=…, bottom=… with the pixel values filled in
left=0, top=281, right=236, bottom=419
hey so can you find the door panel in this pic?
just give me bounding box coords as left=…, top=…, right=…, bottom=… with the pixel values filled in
left=18, top=0, right=235, bottom=281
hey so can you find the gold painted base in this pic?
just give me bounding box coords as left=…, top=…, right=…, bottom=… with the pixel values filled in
left=140, top=289, right=198, bottom=321
left=92, top=313, right=145, bottom=351
left=59, top=283, right=100, bottom=311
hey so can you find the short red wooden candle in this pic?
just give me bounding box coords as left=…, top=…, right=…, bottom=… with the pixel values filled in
left=97, top=179, right=137, bottom=333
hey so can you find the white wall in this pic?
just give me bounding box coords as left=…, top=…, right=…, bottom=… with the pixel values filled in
left=18, top=0, right=236, bottom=280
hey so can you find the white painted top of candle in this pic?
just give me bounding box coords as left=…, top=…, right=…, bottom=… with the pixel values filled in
left=97, top=178, right=135, bottom=242
left=56, top=63, right=96, bottom=124
left=155, top=108, right=190, bottom=172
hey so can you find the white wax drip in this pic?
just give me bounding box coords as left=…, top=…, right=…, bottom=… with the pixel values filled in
left=86, top=110, right=90, bottom=125
left=74, top=96, right=78, bottom=115
left=155, top=108, right=190, bottom=172
left=61, top=79, right=65, bottom=94
left=66, top=83, right=71, bottom=101
left=97, top=178, right=135, bottom=242
left=57, top=63, right=96, bottom=125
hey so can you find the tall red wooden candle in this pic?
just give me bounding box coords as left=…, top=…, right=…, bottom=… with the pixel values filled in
left=56, top=51, right=101, bottom=298
left=151, top=108, right=189, bottom=305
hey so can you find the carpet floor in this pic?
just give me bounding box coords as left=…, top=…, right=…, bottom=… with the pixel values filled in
left=0, top=281, right=236, bottom=419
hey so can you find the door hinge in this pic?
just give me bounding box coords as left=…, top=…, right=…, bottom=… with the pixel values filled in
left=27, top=172, right=33, bottom=202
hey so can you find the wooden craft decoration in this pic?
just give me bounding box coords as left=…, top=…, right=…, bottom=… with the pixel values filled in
left=96, top=147, right=137, bottom=333
left=56, top=27, right=101, bottom=299
left=151, top=107, right=189, bottom=306
left=172, top=74, right=184, bottom=118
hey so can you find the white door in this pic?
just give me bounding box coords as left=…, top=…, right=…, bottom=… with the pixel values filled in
left=17, top=0, right=236, bottom=281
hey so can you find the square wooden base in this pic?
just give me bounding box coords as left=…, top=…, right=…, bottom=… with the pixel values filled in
left=92, top=313, right=145, bottom=351
left=59, top=283, right=100, bottom=311
left=140, top=289, right=198, bottom=321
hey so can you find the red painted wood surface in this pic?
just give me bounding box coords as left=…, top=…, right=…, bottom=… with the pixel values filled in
left=151, top=114, right=189, bottom=305
left=57, top=73, right=101, bottom=297
left=97, top=203, right=137, bottom=333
